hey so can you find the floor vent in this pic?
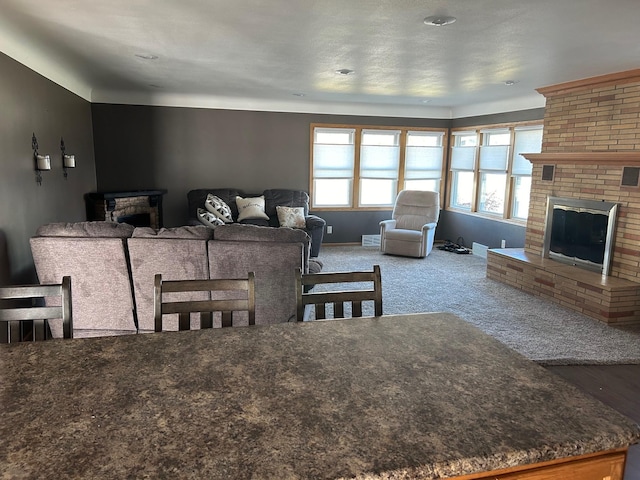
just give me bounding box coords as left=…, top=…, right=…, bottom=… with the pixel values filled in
left=472, top=242, right=488, bottom=258
left=362, top=235, right=381, bottom=247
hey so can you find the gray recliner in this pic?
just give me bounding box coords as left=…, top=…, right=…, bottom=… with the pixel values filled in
left=379, top=190, right=440, bottom=258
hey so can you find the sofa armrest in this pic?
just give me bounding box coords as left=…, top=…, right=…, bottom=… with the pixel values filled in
left=421, top=222, right=437, bottom=232
left=305, top=215, right=325, bottom=258
left=379, top=219, right=397, bottom=232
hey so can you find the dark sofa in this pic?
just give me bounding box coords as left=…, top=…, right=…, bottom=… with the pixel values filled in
left=187, top=188, right=326, bottom=257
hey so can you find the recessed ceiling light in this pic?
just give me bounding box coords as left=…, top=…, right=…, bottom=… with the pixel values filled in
left=423, top=15, right=457, bottom=27
left=504, top=80, right=519, bottom=86
left=421, top=99, right=431, bottom=104
left=292, top=93, right=306, bottom=97
left=335, top=68, right=355, bottom=75
left=135, top=54, right=158, bottom=60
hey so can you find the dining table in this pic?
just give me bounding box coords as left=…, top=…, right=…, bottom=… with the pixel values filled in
left=1, top=312, right=639, bottom=479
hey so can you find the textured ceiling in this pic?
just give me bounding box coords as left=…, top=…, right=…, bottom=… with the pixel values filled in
left=2, top=0, right=640, bottom=118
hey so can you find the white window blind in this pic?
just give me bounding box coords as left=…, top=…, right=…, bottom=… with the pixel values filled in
left=360, top=130, right=400, bottom=179
left=451, top=147, right=476, bottom=171
left=479, top=145, right=509, bottom=171
left=512, top=127, right=543, bottom=175
left=405, top=131, right=443, bottom=179
left=313, top=128, right=355, bottom=178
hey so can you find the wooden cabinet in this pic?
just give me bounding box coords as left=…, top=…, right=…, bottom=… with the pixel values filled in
left=453, top=448, right=627, bottom=480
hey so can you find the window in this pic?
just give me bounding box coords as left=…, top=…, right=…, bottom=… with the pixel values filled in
left=404, top=131, right=445, bottom=193
left=511, top=127, right=543, bottom=219
left=312, top=128, right=355, bottom=207
left=450, top=132, right=477, bottom=210
left=311, top=125, right=446, bottom=209
left=359, top=130, right=400, bottom=206
left=478, top=130, right=510, bottom=214
left=448, top=123, right=542, bottom=221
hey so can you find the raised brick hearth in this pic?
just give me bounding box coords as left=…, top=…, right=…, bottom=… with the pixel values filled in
left=487, top=69, right=640, bottom=325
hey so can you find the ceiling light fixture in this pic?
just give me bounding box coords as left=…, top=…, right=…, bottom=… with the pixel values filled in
left=423, top=15, right=457, bottom=27
left=292, top=93, right=306, bottom=97
left=335, top=68, right=355, bottom=75
left=504, top=80, right=519, bottom=86
left=135, top=54, right=158, bottom=60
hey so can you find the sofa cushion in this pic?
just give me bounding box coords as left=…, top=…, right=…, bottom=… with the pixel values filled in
left=128, top=237, right=210, bottom=332
left=208, top=240, right=304, bottom=325
left=197, top=208, right=224, bottom=228
left=276, top=206, right=306, bottom=229
left=236, top=196, right=269, bottom=221
left=36, top=221, right=134, bottom=238
left=262, top=189, right=310, bottom=218
left=132, top=225, right=214, bottom=239
left=213, top=223, right=309, bottom=244
left=205, top=194, right=233, bottom=223
left=187, top=188, right=246, bottom=222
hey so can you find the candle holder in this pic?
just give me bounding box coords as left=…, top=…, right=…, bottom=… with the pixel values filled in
left=32, top=133, right=50, bottom=186
left=60, top=137, right=76, bottom=179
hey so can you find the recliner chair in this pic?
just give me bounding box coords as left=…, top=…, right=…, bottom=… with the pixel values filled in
left=379, top=190, right=440, bottom=258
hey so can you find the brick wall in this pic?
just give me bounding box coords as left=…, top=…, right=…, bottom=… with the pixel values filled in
left=524, top=69, right=640, bottom=283
left=541, top=79, right=640, bottom=152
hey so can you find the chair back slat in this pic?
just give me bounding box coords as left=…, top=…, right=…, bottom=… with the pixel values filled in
left=154, top=273, right=255, bottom=332
left=295, top=265, right=382, bottom=321
left=0, top=276, right=73, bottom=342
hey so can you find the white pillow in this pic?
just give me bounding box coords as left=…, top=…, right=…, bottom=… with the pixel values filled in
left=236, top=196, right=269, bottom=221
left=204, top=194, right=233, bottom=223
left=276, top=206, right=306, bottom=228
left=197, top=208, right=224, bottom=228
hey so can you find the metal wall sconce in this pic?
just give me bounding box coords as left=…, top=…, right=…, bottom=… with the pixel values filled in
left=32, top=133, right=51, bottom=186
left=60, top=137, right=76, bottom=179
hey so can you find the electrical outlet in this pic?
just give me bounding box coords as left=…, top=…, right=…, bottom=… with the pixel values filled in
left=501, top=239, right=506, bottom=248
left=327, top=225, right=333, bottom=234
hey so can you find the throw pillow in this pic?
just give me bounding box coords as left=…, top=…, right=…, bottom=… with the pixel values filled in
left=236, top=196, right=269, bottom=222
left=276, top=206, right=306, bottom=229
left=197, top=208, right=224, bottom=228
left=204, top=194, right=233, bottom=223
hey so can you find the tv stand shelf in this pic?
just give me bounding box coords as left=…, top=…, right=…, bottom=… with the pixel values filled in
left=487, top=248, right=640, bottom=325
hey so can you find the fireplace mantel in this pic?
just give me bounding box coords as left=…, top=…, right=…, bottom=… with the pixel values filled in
left=523, top=152, right=640, bottom=165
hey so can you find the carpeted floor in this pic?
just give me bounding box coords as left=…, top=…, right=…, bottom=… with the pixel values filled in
left=315, top=245, right=640, bottom=365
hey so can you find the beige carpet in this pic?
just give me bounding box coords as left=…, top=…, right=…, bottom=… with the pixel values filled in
left=315, top=245, right=640, bottom=365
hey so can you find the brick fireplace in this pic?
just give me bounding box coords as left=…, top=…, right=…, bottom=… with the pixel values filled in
left=487, top=69, right=640, bottom=325
left=85, top=190, right=167, bottom=229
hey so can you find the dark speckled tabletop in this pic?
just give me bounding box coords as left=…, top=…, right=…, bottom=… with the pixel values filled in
left=1, top=313, right=639, bottom=479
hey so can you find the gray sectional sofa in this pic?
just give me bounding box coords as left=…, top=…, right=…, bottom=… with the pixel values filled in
left=187, top=188, right=326, bottom=257
left=31, top=221, right=319, bottom=338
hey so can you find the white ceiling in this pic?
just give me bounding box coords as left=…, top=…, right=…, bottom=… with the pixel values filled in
left=2, top=0, right=640, bottom=118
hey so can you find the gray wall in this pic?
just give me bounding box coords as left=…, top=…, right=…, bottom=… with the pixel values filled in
left=91, top=104, right=448, bottom=240
left=91, top=103, right=543, bottom=246
left=0, top=53, right=96, bottom=283
left=0, top=50, right=544, bottom=283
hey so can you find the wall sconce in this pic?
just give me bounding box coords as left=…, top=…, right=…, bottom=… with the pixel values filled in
left=32, top=133, right=51, bottom=186
left=60, top=137, right=76, bottom=179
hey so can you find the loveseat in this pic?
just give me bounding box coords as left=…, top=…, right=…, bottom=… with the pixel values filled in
left=31, top=221, right=320, bottom=338
left=187, top=188, right=326, bottom=257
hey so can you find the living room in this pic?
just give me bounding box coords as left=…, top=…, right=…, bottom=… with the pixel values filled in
left=3, top=2, right=640, bottom=478
left=6, top=0, right=632, bottom=286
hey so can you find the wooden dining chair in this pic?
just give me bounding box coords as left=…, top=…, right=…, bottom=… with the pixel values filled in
left=0, top=276, right=73, bottom=342
left=154, top=273, right=256, bottom=332
left=295, top=265, right=382, bottom=321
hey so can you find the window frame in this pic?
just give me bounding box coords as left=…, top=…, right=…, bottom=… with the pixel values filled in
left=310, top=123, right=448, bottom=211
left=446, top=121, right=542, bottom=223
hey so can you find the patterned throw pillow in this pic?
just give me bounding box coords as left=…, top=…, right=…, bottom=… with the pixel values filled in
left=276, top=206, right=306, bottom=229
left=204, top=194, right=233, bottom=223
left=236, top=196, right=269, bottom=221
left=197, top=208, right=224, bottom=228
